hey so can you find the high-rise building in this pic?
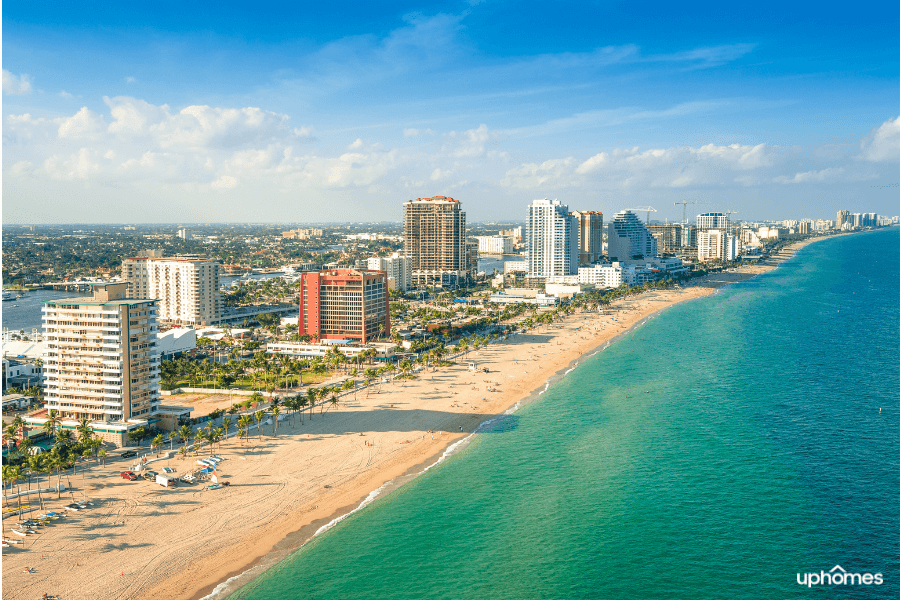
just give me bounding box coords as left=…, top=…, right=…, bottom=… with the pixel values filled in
left=570, top=210, right=604, bottom=265
left=607, top=210, right=658, bottom=262
left=403, top=196, right=469, bottom=286
left=176, top=228, right=191, bottom=240
left=122, top=256, right=222, bottom=326
left=798, top=221, right=811, bottom=234
left=836, top=210, right=851, bottom=229
left=697, top=212, right=731, bottom=231
left=646, top=224, right=683, bottom=255
left=697, top=229, right=727, bottom=262
left=367, top=254, right=412, bottom=292
left=36, top=282, right=161, bottom=446
left=298, top=269, right=390, bottom=343
left=466, top=239, right=480, bottom=280
left=526, top=199, right=579, bottom=279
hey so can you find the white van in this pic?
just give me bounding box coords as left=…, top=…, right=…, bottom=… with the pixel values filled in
left=156, top=474, right=177, bottom=488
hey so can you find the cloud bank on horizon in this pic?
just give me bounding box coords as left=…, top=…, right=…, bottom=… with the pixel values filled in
left=2, top=2, right=898, bottom=224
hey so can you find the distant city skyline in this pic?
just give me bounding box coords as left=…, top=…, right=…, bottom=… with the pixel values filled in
left=3, top=1, right=898, bottom=224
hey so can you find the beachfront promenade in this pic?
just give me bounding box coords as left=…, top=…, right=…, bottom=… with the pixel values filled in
left=2, top=254, right=810, bottom=600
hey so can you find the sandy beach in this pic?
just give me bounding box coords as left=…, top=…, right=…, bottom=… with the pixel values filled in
left=1, top=238, right=829, bottom=600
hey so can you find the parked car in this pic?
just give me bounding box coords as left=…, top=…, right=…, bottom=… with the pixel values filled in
left=141, top=471, right=158, bottom=481
left=120, top=471, right=138, bottom=480
left=121, top=450, right=138, bottom=459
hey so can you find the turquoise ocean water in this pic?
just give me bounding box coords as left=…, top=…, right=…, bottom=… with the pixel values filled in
left=230, top=229, right=899, bottom=599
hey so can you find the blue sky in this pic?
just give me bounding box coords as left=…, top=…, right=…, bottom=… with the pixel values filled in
left=3, top=1, right=898, bottom=223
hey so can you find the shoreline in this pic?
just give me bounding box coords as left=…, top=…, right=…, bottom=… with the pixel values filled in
left=0, top=234, right=839, bottom=600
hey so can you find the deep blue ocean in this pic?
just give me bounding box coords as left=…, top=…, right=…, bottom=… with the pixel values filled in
left=230, top=229, right=899, bottom=599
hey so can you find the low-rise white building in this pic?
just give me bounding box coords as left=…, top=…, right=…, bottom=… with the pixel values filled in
left=267, top=341, right=396, bottom=361
left=488, top=292, right=559, bottom=306
left=474, top=235, right=514, bottom=255
left=504, top=260, right=529, bottom=274
left=156, top=328, right=197, bottom=358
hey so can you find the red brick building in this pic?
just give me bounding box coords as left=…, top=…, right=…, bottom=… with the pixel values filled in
left=298, top=269, right=390, bottom=343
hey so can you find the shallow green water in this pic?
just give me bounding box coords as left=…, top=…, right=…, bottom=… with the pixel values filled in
left=231, top=229, right=899, bottom=599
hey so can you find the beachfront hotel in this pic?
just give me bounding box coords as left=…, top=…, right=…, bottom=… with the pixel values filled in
left=297, top=269, right=390, bottom=343
left=121, top=255, right=222, bottom=326
left=570, top=210, right=604, bottom=265
left=526, top=198, right=579, bottom=280
left=607, top=210, right=658, bottom=262
left=697, top=229, right=727, bottom=262
left=403, top=195, right=470, bottom=286
left=30, top=282, right=162, bottom=446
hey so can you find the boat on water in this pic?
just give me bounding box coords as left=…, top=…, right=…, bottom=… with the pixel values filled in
left=2, top=291, right=15, bottom=301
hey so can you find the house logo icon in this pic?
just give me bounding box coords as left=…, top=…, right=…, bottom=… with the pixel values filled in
left=797, top=565, right=883, bottom=587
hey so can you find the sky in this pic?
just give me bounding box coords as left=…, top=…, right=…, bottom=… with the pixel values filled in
left=2, top=0, right=898, bottom=224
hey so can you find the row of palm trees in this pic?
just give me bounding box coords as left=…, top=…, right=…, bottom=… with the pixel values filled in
left=160, top=346, right=382, bottom=392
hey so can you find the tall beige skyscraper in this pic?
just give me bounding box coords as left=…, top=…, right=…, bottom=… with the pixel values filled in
left=122, top=256, right=222, bottom=326
left=403, top=196, right=469, bottom=286
left=570, top=210, right=604, bottom=265
left=34, top=282, right=161, bottom=446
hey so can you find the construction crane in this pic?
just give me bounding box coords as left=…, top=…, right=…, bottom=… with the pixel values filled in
left=625, top=206, right=658, bottom=224
left=724, top=210, right=739, bottom=231
left=674, top=200, right=698, bottom=225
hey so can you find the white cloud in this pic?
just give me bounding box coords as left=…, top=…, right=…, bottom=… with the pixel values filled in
left=59, top=91, right=75, bottom=100
left=10, top=161, right=35, bottom=177
left=211, top=175, right=238, bottom=189
left=861, top=116, right=900, bottom=162
left=42, top=148, right=105, bottom=181
left=505, top=143, right=778, bottom=190
left=403, top=128, right=436, bottom=137
left=125, top=76, right=137, bottom=84
left=3, top=70, right=33, bottom=95
left=771, top=167, right=872, bottom=184
left=58, top=107, right=106, bottom=141
left=444, top=124, right=506, bottom=157
left=106, top=96, right=169, bottom=135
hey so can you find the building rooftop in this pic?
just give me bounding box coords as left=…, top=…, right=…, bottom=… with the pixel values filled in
left=44, top=297, right=156, bottom=307
left=407, top=195, right=460, bottom=203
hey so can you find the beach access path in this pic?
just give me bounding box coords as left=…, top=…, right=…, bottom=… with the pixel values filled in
left=2, top=241, right=826, bottom=600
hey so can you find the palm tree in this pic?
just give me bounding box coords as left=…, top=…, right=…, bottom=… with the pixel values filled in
left=222, top=417, right=233, bottom=443
left=42, top=409, right=61, bottom=443
left=306, top=388, right=317, bottom=420
left=99, top=449, right=108, bottom=466
left=237, top=415, right=252, bottom=444
left=178, top=425, right=193, bottom=454
left=168, top=431, right=178, bottom=451
left=254, top=410, right=265, bottom=439
left=152, top=434, right=165, bottom=457
left=193, top=430, right=207, bottom=456
left=271, top=406, right=281, bottom=437
left=297, top=396, right=309, bottom=424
